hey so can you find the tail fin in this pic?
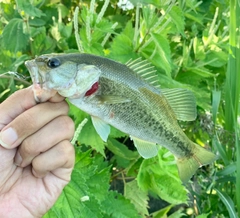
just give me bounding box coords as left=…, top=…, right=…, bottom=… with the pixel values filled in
left=176, top=144, right=218, bottom=183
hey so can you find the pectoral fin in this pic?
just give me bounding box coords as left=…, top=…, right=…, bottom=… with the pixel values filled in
left=95, top=95, right=131, bottom=104
left=161, top=88, right=197, bottom=121
left=91, top=116, right=110, bottom=142
left=131, top=136, right=159, bottom=159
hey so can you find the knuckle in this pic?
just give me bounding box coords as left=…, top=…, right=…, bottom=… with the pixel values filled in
left=55, top=101, right=69, bottom=115
left=57, top=141, right=75, bottom=163
left=21, top=138, right=38, bottom=156
left=59, top=140, right=74, bottom=156
left=32, top=158, right=43, bottom=173
left=58, top=116, right=75, bottom=138
left=16, top=113, right=36, bottom=135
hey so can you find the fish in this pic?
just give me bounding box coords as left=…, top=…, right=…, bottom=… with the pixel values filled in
left=25, top=53, right=217, bottom=183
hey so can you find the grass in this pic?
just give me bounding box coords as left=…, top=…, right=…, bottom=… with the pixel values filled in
left=223, top=0, right=240, bottom=215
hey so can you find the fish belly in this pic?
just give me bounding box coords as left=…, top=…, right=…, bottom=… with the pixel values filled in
left=70, top=94, right=193, bottom=159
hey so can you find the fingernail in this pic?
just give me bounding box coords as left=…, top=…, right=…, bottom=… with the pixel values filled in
left=14, top=152, right=22, bottom=166
left=0, top=127, right=18, bottom=148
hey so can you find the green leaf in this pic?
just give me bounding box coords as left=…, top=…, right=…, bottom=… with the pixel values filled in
left=110, top=21, right=138, bottom=62
left=168, top=208, right=185, bottom=218
left=110, top=126, right=128, bottom=138
left=124, top=180, right=149, bottom=216
left=10, top=54, right=29, bottom=71
left=130, top=0, right=162, bottom=7
left=215, top=188, right=238, bottom=218
left=186, top=66, right=215, bottom=77
left=93, top=19, right=115, bottom=43
left=29, top=18, right=46, bottom=27
left=2, top=18, right=29, bottom=53
left=106, top=138, right=139, bottom=160
left=137, top=149, right=187, bottom=204
left=31, top=27, right=55, bottom=55
left=16, top=0, right=45, bottom=17
left=101, top=191, right=141, bottom=218
left=44, top=150, right=111, bottom=218
left=148, top=33, right=172, bottom=77
left=212, top=135, right=229, bottom=165
left=205, top=50, right=228, bottom=67
left=185, top=12, right=203, bottom=25
left=212, top=89, right=221, bottom=124
left=151, top=205, right=172, bottom=218
left=57, top=3, right=70, bottom=18
left=216, top=163, right=236, bottom=177
left=193, top=37, right=206, bottom=60
left=196, top=213, right=211, bottom=218
left=169, top=6, right=185, bottom=36
left=142, top=6, right=159, bottom=30
left=79, top=117, right=105, bottom=156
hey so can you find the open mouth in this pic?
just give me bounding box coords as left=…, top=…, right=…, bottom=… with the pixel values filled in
left=25, top=60, right=43, bottom=87
left=25, top=60, right=57, bottom=102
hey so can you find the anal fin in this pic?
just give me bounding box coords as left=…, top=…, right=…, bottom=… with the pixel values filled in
left=131, top=136, right=159, bottom=159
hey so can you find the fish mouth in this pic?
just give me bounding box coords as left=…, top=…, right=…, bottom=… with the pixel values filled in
left=25, top=60, right=57, bottom=102
left=25, top=60, right=43, bottom=87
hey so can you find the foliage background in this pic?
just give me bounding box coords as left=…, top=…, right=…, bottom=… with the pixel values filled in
left=0, top=0, right=239, bottom=217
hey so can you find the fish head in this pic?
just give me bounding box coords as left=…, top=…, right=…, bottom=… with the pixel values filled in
left=25, top=53, right=101, bottom=102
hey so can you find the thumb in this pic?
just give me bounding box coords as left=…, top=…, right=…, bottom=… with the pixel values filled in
left=0, top=87, right=37, bottom=131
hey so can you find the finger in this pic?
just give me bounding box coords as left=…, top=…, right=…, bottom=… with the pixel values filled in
left=0, top=87, right=36, bottom=130
left=48, top=93, right=65, bottom=103
left=0, top=88, right=64, bottom=130
left=15, top=115, right=74, bottom=167
left=31, top=140, right=75, bottom=179
left=0, top=101, right=69, bottom=149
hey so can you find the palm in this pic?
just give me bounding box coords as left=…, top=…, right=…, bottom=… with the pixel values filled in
left=0, top=147, right=70, bottom=217
left=0, top=89, right=75, bottom=217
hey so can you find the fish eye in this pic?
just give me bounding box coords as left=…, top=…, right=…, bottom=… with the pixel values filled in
left=47, top=58, right=61, bottom=68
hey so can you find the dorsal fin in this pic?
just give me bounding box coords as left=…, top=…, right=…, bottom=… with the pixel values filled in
left=126, top=58, right=160, bottom=89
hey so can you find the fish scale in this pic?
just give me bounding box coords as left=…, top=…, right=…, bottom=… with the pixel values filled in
left=25, top=53, right=217, bottom=183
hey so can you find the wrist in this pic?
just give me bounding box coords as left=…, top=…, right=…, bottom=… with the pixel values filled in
left=0, top=198, right=37, bottom=218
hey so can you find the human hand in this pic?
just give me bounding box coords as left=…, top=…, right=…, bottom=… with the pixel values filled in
left=0, top=88, right=75, bottom=218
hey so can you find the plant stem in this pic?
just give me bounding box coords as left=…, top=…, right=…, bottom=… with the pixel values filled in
left=224, top=0, right=240, bottom=215
left=225, top=0, right=240, bottom=131
left=0, top=75, right=31, bottom=86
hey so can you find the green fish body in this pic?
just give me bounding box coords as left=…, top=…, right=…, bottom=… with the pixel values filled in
left=25, top=53, right=217, bottom=183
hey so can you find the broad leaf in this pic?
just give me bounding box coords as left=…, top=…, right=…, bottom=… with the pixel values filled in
left=16, top=0, right=45, bottom=17
left=169, top=6, right=185, bottom=36
left=147, top=33, right=172, bottom=77
left=101, top=191, right=141, bottom=218
left=124, top=180, right=149, bottom=216
left=2, top=18, right=29, bottom=53
left=78, top=117, right=105, bottom=156
left=137, top=149, right=188, bottom=204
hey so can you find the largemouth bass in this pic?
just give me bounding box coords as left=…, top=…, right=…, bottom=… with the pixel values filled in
left=25, top=53, right=217, bottom=183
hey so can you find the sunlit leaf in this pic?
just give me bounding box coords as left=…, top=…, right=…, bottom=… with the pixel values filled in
left=137, top=149, right=188, bottom=204
left=169, top=6, right=185, bottom=36
left=147, top=33, right=172, bottom=77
